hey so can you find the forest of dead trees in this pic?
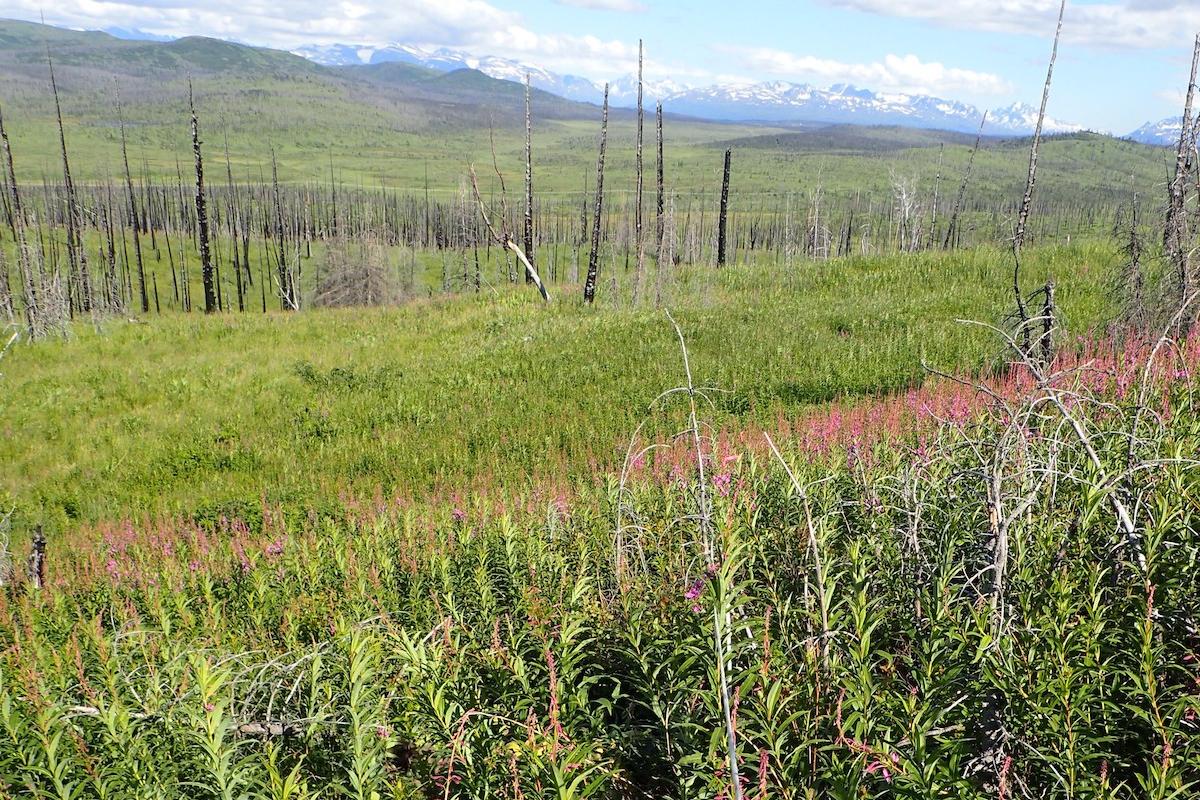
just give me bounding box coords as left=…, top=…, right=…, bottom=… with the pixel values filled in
left=0, top=26, right=1196, bottom=338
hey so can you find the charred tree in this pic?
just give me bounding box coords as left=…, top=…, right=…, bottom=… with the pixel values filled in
left=1012, top=0, right=1066, bottom=354
left=583, top=85, right=609, bottom=304
left=189, top=82, right=216, bottom=313
left=49, top=52, right=91, bottom=314
left=944, top=112, right=986, bottom=250
left=717, top=148, right=731, bottom=266
left=118, top=91, right=148, bottom=313
left=1165, top=34, right=1200, bottom=314
left=0, top=100, right=39, bottom=335
left=655, top=101, right=666, bottom=306
left=523, top=74, right=536, bottom=284
left=632, top=40, right=646, bottom=304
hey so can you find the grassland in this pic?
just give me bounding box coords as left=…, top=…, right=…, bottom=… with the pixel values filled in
left=0, top=242, right=1120, bottom=532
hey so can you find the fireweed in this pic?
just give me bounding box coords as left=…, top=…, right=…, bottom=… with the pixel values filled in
left=0, top=333, right=1197, bottom=798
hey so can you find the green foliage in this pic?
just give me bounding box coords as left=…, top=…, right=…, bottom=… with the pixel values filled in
left=0, top=367, right=1197, bottom=797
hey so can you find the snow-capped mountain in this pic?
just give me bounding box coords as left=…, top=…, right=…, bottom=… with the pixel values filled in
left=984, top=103, right=1080, bottom=136
left=657, top=84, right=1081, bottom=135
left=1127, top=117, right=1180, bottom=147
left=294, top=42, right=1082, bottom=135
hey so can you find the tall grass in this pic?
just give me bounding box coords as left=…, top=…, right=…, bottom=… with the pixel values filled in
left=0, top=243, right=1120, bottom=533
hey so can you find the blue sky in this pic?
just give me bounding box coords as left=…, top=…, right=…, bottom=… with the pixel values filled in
left=3, top=0, right=1197, bottom=132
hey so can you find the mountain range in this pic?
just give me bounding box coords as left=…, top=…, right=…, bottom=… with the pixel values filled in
left=1127, top=117, right=1182, bottom=147
left=293, top=41, right=1087, bottom=137
left=38, top=23, right=1180, bottom=143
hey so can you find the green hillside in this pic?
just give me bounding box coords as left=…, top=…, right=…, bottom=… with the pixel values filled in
left=0, top=17, right=1171, bottom=206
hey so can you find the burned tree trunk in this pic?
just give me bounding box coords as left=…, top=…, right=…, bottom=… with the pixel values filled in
left=118, top=93, right=149, bottom=313
left=1012, top=0, right=1066, bottom=354
left=271, top=152, right=295, bottom=310
left=189, top=82, right=216, bottom=314
left=1039, top=280, right=1055, bottom=367
left=49, top=53, right=92, bottom=314
left=943, top=112, right=986, bottom=250
left=28, top=526, right=46, bottom=590
left=632, top=40, right=646, bottom=304
left=583, top=85, right=609, bottom=304
left=224, top=131, right=244, bottom=313
left=1165, top=34, right=1200, bottom=313
left=655, top=101, right=665, bottom=306
left=717, top=148, right=731, bottom=266
left=0, top=100, right=39, bottom=335
left=523, top=74, right=536, bottom=285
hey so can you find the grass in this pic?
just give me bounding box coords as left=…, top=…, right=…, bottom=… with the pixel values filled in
left=0, top=241, right=1119, bottom=532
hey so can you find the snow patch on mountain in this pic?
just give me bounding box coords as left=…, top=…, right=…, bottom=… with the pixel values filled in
left=1127, top=117, right=1181, bottom=147
left=295, top=42, right=1084, bottom=135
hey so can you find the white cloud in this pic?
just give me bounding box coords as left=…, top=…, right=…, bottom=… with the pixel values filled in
left=824, top=0, right=1200, bottom=49
left=725, top=46, right=1012, bottom=96
left=4, top=0, right=643, bottom=79
left=555, top=0, right=647, bottom=12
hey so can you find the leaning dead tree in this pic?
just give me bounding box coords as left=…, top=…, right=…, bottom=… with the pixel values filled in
left=49, top=51, right=92, bottom=315
left=468, top=135, right=550, bottom=302
left=117, top=90, right=148, bottom=314
left=1011, top=0, right=1066, bottom=357
left=1165, top=34, right=1200, bottom=318
left=583, top=84, right=609, bottom=304
left=943, top=112, right=986, bottom=250
left=190, top=82, right=216, bottom=314
left=0, top=100, right=39, bottom=337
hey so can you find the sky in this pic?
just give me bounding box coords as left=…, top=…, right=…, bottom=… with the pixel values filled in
left=1, top=0, right=1198, bottom=133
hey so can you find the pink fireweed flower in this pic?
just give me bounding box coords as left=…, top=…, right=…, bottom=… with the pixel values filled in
left=265, top=538, right=285, bottom=558
left=204, top=703, right=216, bottom=713
left=684, top=578, right=705, bottom=600
left=713, top=472, right=733, bottom=497
left=375, top=724, right=390, bottom=739
left=451, top=508, right=466, bottom=523
left=691, top=603, right=703, bottom=614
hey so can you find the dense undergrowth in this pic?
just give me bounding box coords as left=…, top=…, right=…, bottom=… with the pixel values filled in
left=0, top=325, right=1196, bottom=799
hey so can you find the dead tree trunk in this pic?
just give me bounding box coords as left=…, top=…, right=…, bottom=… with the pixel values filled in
left=118, top=93, right=149, bottom=314
left=1165, top=34, right=1200, bottom=314
left=189, top=82, right=216, bottom=314
left=223, top=130, right=244, bottom=313
left=1039, top=279, right=1055, bottom=366
left=655, top=101, right=666, bottom=307
left=49, top=53, right=92, bottom=314
left=583, top=85, right=609, bottom=304
left=943, top=113, right=986, bottom=250
left=523, top=74, right=536, bottom=284
left=0, top=101, right=39, bottom=336
left=632, top=40, right=646, bottom=304
left=717, top=148, right=731, bottom=266
left=28, top=526, right=46, bottom=590
left=271, top=151, right=294, bottom=310
left=1012, top=0, right=1066, bottom=354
